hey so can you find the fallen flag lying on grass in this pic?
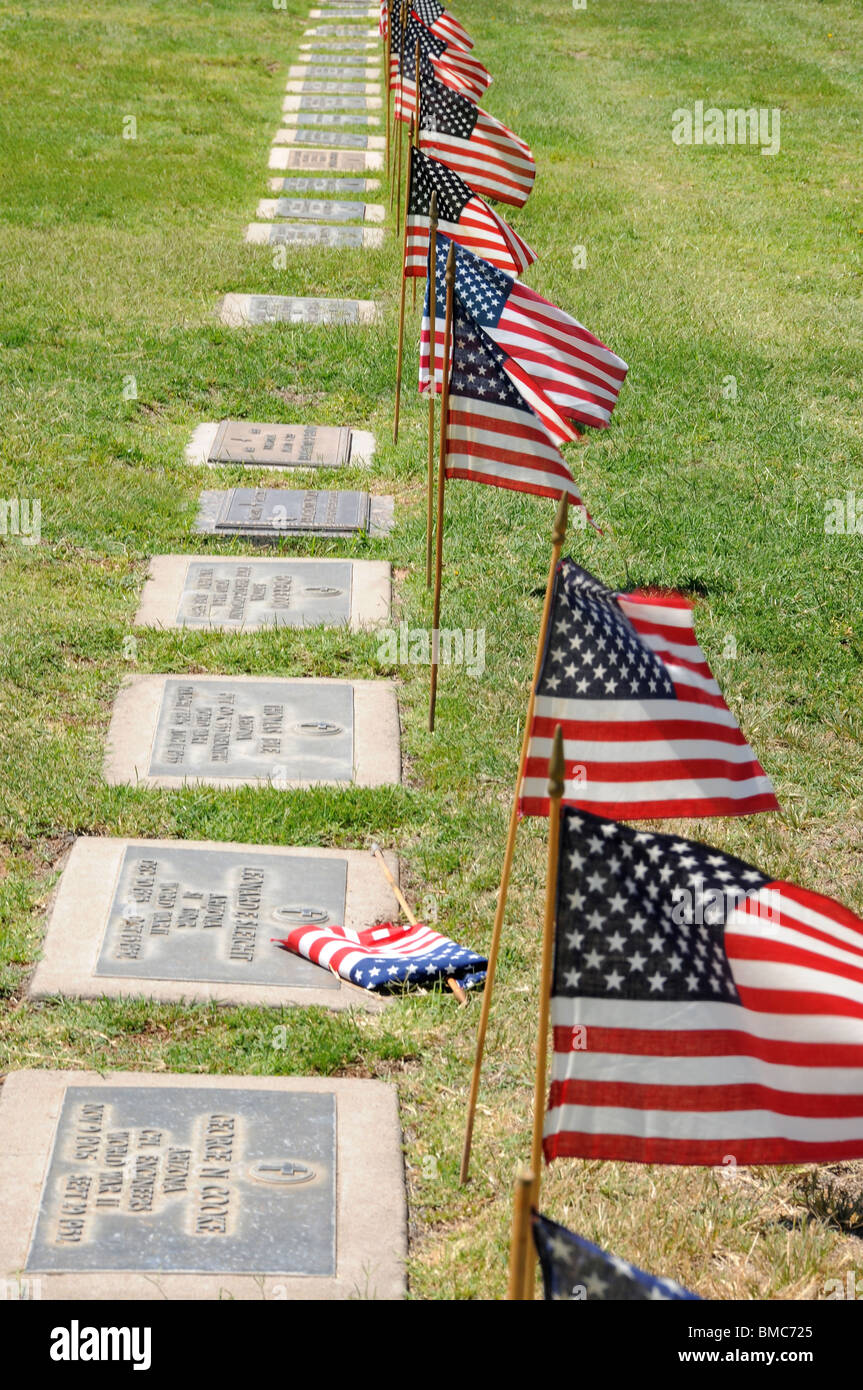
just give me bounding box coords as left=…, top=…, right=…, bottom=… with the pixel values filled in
left=519, top=559, right=779, bottom=819
left=532, top=1212, right=700, bottom=1301
left=420, top=238, right=627, bottom=426
left=273, top=920, right=487, bottom=991
left=419, top=70, right=534, bottom=206
left=543, top=806, right=863, bottom=1166
left=406, top=148, right=536, bottom=277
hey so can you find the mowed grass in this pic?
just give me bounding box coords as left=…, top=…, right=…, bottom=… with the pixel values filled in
left=0, top=0, right=862, bottom=1299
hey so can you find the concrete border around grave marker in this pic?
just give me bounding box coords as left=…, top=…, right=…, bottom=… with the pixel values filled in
left=184, top=422, right=376, bottom=468
left=217, top=294, right=381, bottom=326
left=304, top=28, right=377, bottom=37
left=0, top=1070, right=407, bottom=1300
left=134, top=556, right=391, bottom=633
left=28, top=839, right=399, bottom=1011
left=102, top=676, right=401, bottom=790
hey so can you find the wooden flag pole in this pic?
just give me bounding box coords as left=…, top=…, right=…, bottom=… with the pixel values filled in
left=412, top=37, right=421, bottom=306
left=392, top=120, right=414, bottom=445
left=369, top=842, right=467, bottom=1003
left=506, top=1169, right=535, bottom=1300
left=384, top=16, right=391, bottom=174
left=391, top=1, right=406, bottom=202
left=459, top=493, right=569, bottom=1185
left=523, top=725, right=565, bottom=1301
left=425, top=192, right=438, bottom=589
left=428, top=242, right=455, bottom=733
left=394, top=2, right=407, bottom=227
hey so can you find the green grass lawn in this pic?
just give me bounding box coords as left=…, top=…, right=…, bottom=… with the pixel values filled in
left=1, top=0, right=862, bottom=1299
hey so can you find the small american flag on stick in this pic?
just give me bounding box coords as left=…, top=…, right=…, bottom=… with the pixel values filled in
left=545, top=806, right=863, bottom=1165
left=412, top=0, right=473, bottom=51
left=444, top=292, right=591, bottom=507
left=519, top=559, right=778, bottom=820
left=420, top=239, right=627, bottom=427
left=419, top=70, right=534, bottom=207
left=406, top=148, right=536, bottom=278
left=532, top=1213, right=700, bottom=1300
left=391, top=16, right=490, bottom=106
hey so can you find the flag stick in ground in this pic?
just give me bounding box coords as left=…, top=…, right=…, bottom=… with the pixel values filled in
left=395, top=2, right=407, bottom=226
left=384, top=19, right=391, bottom=172
left=459, top=494, right=569, bottom=1185
left=506, top=1169, right=535, bottom=1301
left=523, top=725, right=565, bottom=1300
left=425, top=191, right=438, bottom=588
left=392, top=119, right=415, bottom=444
left=369, top=840, right=467, bottom=1002
left=412, top=37, right=421, bottom=303
left=428, top=240, right=456, bottom=732
left=391, top=0, right=406, bottom=203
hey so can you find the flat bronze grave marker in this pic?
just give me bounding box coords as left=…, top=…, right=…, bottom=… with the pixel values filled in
left=289, top=65, right=381, bottom=80
left=283, top=93, right=382, bottom=110
left=29, top=838, right=400, bottom=1011
left=218, top=294, right=380, bottom=326
left=185, top=420, right=376, bottom=468
left=0, top=1071, right=406, bottom=1298
left=256, top=196, right=384, bottom=222
left=266, top=175, right=380, bottom=194
left=293, top=113, right=380, bottom=127
left=135, top=556, right=391, bottom=631
left=272, top=128, right=385, bottom=151
left=268, top=146, right=384, bottom=172
left=103, top=676, right=400, bottom=789
left=304, top=26, right=378, bottom=37
left=284, top=81, right=380, bottom=95
left=245, top=223, right=384, bottom=249
left=193, top=488, right=395, bottom=540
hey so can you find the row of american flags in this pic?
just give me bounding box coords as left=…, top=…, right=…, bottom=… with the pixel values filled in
left=372, top=0, right=863, bottom=1301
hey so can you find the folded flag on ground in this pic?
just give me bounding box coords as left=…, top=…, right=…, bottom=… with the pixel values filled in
left=412, top=0, right=473, bottom=51
left=392, top=16, right=490, bottom=106
left=273, top=920, right=488, bottom=992
left=420, top=239, right=627, bottom=426
left=419, top=70, right=534, bottom=207
left=406, top=148, right=536, bottom=278
left=544, top=806, right=863, bottom=1166
left=532, top=1213, right=700, bottom=1300
left=519, top=559, right=779, bottom=820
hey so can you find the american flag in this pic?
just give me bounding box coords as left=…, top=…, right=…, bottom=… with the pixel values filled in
left=545, top=806, right=863, bottom=1165
left=406, top=148, right=536, bottom=278
left=419, top=70, right=534, bottom=207
left=391, top=15, right=490, bottom=106
left=273, top=920, right=487, bottom=991
left=379, top=0, right=388, bottom=38
left=532, top=1213, right=700, bottom=1301
left=519, top=559, right=779, bottom=820
left=444, top=292, right=590, bottom=506
left=420, top=239, right=627, bottom=427
left=412, top=0, right=473, bottom=51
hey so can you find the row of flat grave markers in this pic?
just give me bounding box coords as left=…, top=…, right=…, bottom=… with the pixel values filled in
left=0, top=6, right=408, bottom=1301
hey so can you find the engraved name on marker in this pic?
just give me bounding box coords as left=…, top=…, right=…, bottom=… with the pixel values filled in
left=25, top=1088, right=336, bottom=1275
